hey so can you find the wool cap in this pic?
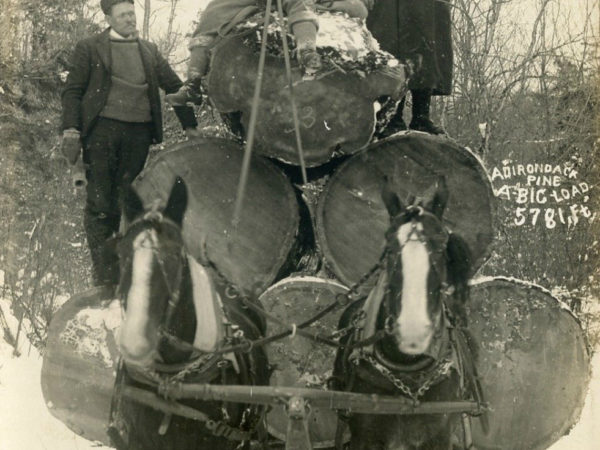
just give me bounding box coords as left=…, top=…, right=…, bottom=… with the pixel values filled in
left=101, top=0, right=134, bottom=15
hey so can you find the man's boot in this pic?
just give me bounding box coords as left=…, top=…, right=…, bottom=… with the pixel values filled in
left=165, top=45, right=210, bottom=106
left=378, top=96, right=407, bottom=138
left=293, top=21, right=321, bottom=75
left=409, top=89, right=445, bottom=135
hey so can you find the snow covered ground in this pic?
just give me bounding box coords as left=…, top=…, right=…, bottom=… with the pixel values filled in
left=0, top=295, right=599, bottom=449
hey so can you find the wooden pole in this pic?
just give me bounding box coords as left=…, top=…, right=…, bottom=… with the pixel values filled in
left=232, top=0, right=273, bottom=228
left=122, top=386, right=211, bottom=422
left=164, top=384, right=482, bottom=415
left=276, top=0, right=308, bottom=185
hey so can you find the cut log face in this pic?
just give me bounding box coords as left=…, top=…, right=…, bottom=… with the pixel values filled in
left=315, top=133, right=495, bottom=287
left=259, top=276, right=349, bottom=446
left=133, top=138, right=299, bottom=294
left=467, top=277, right=590, bottom=450
left=41, top=288, right=120, bottom=447
left=207, top=33, right=407, bottom=167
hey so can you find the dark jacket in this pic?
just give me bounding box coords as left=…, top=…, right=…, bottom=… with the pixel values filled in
left=62, top=28, right=197, bottom=143
left=366, top=0, right=453, bottom=95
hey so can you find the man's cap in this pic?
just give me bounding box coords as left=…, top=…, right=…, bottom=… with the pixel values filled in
left=101, top=0, right=134, bottom=15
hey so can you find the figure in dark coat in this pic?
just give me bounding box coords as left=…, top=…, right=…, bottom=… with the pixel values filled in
left=61, top=0, right=199, bottom=288
left=367, top=0, right=453, bottom=134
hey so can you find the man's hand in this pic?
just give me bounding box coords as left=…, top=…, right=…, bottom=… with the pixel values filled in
left=61, top=128, right=82, bottom=165
left=185, top=127, right=202, bottom=140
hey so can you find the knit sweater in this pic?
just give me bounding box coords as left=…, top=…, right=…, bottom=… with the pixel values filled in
left=100, top=38, right=152, bottom=122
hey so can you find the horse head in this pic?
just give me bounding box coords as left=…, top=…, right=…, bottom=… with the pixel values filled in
left=380, top=176, right=470, bottom=357
left=116, top=177, right=194, bottom=368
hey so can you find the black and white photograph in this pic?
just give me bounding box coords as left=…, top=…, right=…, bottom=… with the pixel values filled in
left=0, top=0, right=598, bottom=448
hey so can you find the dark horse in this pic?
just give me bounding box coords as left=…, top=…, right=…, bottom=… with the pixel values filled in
left=110, top=178, right=270, bottom=450
left=333, top=178, right=481, bottom=450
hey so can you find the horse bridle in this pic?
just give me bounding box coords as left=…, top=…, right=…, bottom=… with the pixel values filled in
left=383, top=205, right=450, bottom=323
left=118, top=209, right=187, bottom=335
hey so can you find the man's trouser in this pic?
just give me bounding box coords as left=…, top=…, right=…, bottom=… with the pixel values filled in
left=82, top=118, right=153, bottom=287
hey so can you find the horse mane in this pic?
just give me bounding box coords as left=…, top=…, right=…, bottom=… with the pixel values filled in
left=445, top=232, right=472, bottom=327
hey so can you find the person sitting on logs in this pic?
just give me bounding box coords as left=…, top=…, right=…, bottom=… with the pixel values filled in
left=166, top=0, right=368, bottom=106
left=367, top=0, right=453, bottom=135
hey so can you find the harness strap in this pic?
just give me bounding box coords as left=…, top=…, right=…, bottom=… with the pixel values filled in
left=107, top=358, right=129, bottom=448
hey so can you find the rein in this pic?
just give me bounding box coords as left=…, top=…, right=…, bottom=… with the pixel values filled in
left=118, top=210, right=389, bottom=382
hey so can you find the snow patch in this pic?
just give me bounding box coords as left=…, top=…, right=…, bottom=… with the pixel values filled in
left=60, top=301, right=121, bottom=368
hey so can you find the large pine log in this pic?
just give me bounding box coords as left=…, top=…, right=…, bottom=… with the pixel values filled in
left=468, top=278, right=590, bottom=450
left=315, top=133, right=495, bottom=286
left=41, top=288, right=119, bottom=447
left=206, top=13, right=407, bottom=166
left=133, top=138, right=299, bottom=294
left=259, top=276, right=349, bottom=446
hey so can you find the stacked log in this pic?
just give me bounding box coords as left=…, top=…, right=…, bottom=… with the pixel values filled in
left=315, top=133, right=496, bottom=287
left=467, top=278, right=590, bottom=449
left=258, top=276, right=349, bottom=447
left=133, top=138, right=299, bottom=294
left=207, top=12, right=408, bottom=166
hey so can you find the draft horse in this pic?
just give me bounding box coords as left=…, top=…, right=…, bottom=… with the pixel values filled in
left=333, top=178, right=483, bottom=450
left=109, top=178, right=270, bottom=450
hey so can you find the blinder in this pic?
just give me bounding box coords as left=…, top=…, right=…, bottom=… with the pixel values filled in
left=115, top=210, right=187, bottom=332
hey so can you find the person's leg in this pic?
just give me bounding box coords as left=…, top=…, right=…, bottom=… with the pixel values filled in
left=409, top=89, right=445, bottom=134
left=117, top=123, right=153, bottom=192
left=287, top=0, right=320, bottom=73
left=292, top=21, right=321, bottom=72
left=378, top=96, right=407, bottom=138
left=82, top=118, right=122, bottom=288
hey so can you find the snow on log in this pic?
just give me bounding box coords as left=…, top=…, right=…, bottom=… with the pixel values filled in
left=207, top=12, right=408, bottom=166
left=41, top=287, right=119, bottom=447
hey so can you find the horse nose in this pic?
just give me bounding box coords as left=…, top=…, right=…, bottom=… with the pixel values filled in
left=398, top=321, right=434, bottom=354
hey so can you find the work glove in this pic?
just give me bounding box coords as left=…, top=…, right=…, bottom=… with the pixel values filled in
left=187, top=45, right=211, bottom=81
left=61, top=129, right=82, bottom=165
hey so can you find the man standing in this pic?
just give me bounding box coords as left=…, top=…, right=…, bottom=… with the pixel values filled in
left=367, top=0, right=453, bottom=135
left=61, top=0, right=199, bottom=289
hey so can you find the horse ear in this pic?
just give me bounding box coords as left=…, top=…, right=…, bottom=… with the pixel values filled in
left=122, top=184, right=145, bottom=222
left=381, top=176, right=404, bottom=217
left=422, top=177, right=449, bottom=218
left=164, top=176, right=188, bottom=226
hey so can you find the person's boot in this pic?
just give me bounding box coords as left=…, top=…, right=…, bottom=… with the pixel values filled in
left=378, top=96, right=407, bottom=138
left=166, top=45, right=210, bottom=106
left=84, top=209, right=120, bottom=289
left=409, top=89, right=445, bottom=135
left=293, top=21, right=321, bottom=75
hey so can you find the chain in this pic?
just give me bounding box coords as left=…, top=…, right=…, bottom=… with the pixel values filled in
left=170, top=353, right=223, bottom=384
left=362, top=354, right=453, bottom=402
left=201, top=252, right=387, bottom=346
